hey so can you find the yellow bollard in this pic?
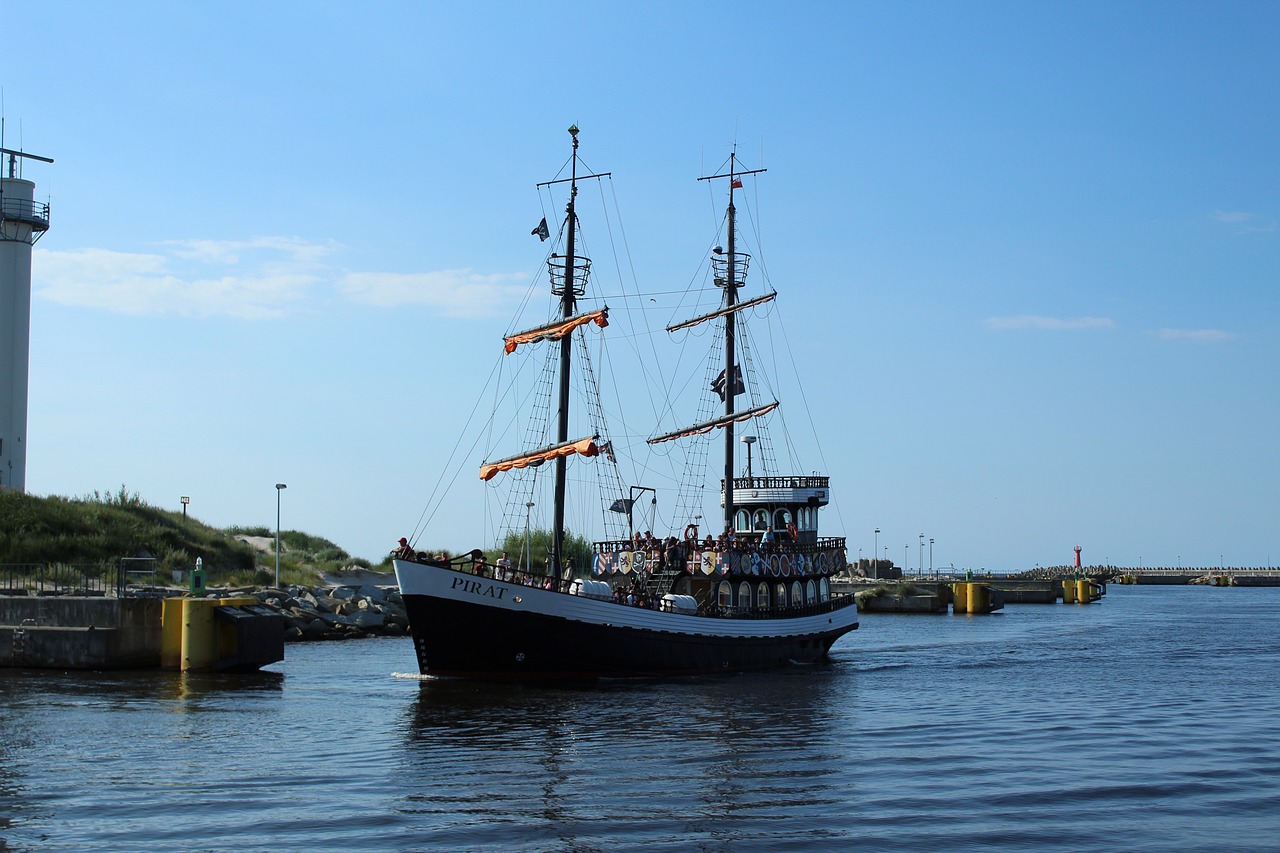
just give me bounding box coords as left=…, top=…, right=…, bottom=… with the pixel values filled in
left=1074, top=579, right=1090, bottom=604
left=968, top=583, right=988, bottom=613
left=161, top=598, right=185, bottom=670
left=952, top=582, right=969, bottom=613
left=1062, top=579, right=1077, bottom=604
left=180, top=598, right=217, bottom=672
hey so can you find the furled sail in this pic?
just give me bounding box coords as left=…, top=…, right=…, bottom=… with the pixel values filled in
left=504, top=308, right=609, bottom=354
left=646, top=401, right=779, bottom=446
left=665, top=291, right=776, bottom=333
left=480, top=435, right=601, bottom=482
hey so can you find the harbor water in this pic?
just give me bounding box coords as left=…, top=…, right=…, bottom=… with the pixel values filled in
left=2, top=584, right=1278, bottom=851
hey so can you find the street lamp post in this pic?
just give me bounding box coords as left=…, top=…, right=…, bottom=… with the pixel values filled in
left=524, top=501, right=535, bottom=573
left=919, top=534, right=924, bottom=577
left=873, top=528, right=879, bottom=580
left=275, top=483, right=287, bottom=589
left=930, top=538, right=934, bottom=579
left=904, top=545, right=908, bottom=576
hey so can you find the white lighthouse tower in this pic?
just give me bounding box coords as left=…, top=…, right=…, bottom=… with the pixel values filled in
left=0, top=145, right=53, bottom=492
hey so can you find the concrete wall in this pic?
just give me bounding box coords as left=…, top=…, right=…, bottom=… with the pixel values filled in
left=0, top=596, right=162, bottom=669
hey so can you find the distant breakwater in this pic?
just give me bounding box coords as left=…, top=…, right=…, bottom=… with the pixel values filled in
left=212, top=583, right=409, bottom=642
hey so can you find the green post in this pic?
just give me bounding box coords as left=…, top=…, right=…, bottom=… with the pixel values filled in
left=189, top=557, right=205, bottom=595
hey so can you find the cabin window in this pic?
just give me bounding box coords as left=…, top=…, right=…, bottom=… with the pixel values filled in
left=753, top=509, right=769, bottom=531
left=774, top=509, right=793, bottom=530
left=791, top=581, right=803, bottom=605
left=718, top=581, right=733, bottom=608
left=735, top=509, right=751, bottom=532
left=805, top=580, right=817, bottom=604
left=819, top=577, right=830, bottom=602
left=775, top=582, right=788, bottom=607
left=737, top=581, right=752, bottom=608
left=757, top=582, right=770, bottom=609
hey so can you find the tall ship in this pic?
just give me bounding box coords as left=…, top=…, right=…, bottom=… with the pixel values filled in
left=393, top=126, right=858, bottom=678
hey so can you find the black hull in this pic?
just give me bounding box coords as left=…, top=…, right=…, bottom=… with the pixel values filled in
left=402, top=592, right=857, bottom=679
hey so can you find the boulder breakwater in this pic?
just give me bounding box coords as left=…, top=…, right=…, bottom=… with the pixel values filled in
left=248, top=582, right=408, bottom=641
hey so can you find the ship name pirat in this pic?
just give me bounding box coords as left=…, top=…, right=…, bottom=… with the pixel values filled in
left=451, top=576, right=509, bottom=600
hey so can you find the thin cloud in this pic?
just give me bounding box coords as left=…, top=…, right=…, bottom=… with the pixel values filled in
left=336, top=270, right=528, bottom=318
left=1212, top=210, right=1277, bottom=233
left=33, top=246, right=315, bottom=320
left=983, top=315, right=1114, bottom=331
left=1158, top=328, right=1237, bottom=343
left=162, top=236, right=338, bottom=265
left=32, top=239, right=527, bottom=320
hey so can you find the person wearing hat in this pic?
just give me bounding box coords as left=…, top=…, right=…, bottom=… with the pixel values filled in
left=392, top=537, right=415, bottom=560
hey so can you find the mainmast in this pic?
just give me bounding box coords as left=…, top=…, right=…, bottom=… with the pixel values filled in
left=697, top=153, right=765, bottom=536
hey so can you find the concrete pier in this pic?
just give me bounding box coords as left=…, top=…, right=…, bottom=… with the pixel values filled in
left=1, top=596, right=163, bottom=668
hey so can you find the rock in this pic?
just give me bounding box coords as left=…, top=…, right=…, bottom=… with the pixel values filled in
left=351, top=611, right=385, bottom=629
left=302, top=619, right=330, bottom=639
left=357, top=584, right=388, bottom=602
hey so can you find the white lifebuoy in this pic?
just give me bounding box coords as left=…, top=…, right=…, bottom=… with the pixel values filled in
left=684, top=524, right=698, bottom=542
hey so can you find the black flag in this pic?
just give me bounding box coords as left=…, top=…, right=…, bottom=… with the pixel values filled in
left=531, top=217, right=550, bottom=241
left=711, top=364, right=745, bottom=401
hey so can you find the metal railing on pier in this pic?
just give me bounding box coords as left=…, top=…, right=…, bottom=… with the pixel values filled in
left=1, top=563, right=110, bottom=596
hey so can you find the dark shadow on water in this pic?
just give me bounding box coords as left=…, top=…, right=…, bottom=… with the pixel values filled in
left=0, top=666, right=284, bottom=706
left=399, top=656, right=856, bottom=745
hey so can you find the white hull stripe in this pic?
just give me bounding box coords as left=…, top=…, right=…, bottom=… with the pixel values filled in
left=393, top=560, right=858, bottom=639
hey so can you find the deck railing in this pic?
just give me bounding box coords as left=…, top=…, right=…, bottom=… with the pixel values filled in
left=401, top=556, right=857, bottom=619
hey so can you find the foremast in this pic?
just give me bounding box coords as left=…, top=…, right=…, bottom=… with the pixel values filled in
left=534, top=124, right=611, bottom=576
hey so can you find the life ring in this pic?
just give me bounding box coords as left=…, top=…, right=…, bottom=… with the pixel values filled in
left=786, top=521, right=798, bottom=539
left=684, top=524, right=698, bottom=542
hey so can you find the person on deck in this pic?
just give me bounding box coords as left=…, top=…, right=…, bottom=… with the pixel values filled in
left=392, top=537, right=415, bottom=560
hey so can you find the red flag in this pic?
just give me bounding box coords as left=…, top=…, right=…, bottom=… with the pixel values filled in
left=731, top=178, right=743, bottom=189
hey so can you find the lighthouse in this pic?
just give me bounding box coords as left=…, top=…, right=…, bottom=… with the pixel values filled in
left=0, top=145, right=53, bottom=492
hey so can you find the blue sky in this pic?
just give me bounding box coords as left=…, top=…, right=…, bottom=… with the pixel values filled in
left=2, top=1, right=1276, bottom=570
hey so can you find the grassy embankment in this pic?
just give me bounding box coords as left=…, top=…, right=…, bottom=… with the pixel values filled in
left=0, top=487, right=386, bottom=588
